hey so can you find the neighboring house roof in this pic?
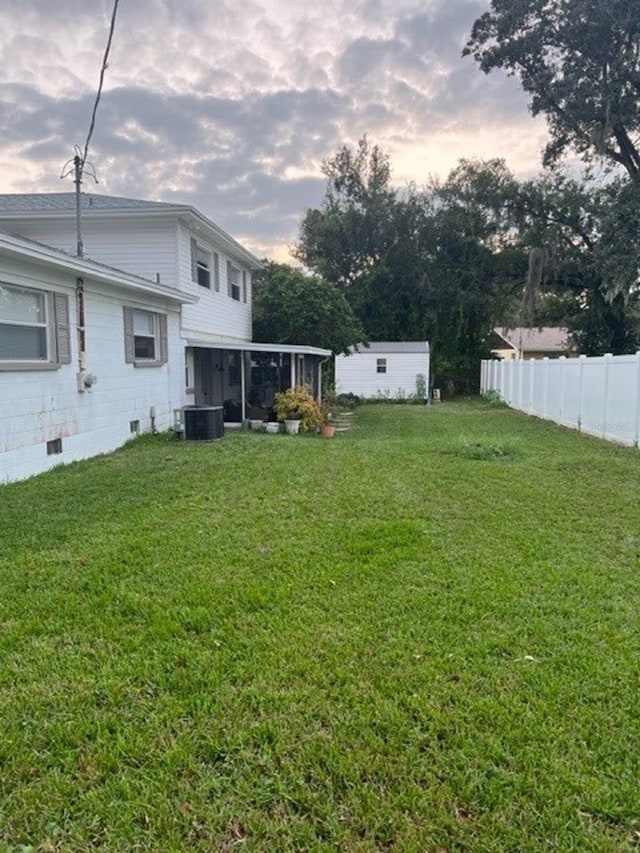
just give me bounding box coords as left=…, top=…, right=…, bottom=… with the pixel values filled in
left=493, top=327, right=570, bottom=353
left=0, top=229, right=197, bottom=305
left=0, top=192, right=262, bottom=270
left=347, top=341, right=430, bottom=354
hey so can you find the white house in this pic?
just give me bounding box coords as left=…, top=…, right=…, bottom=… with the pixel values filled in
left=0, top=230, right=194, bottom=484
left=491, top=327, right=574, bottom=361
left=0, top=192, right=330, bottom=483
left=335, top=341, right=430, bottom=400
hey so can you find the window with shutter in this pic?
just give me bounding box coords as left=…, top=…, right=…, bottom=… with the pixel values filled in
left=191, top=238, right=215, bottom=289
left=123, top=306, right=169, bottom=367
left=0, top=282, right=71, bottom=369
left=227, top=263, right=241, bottom=301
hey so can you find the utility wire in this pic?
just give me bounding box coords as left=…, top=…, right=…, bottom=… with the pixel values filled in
left=81, top=0, right=121, bottom=175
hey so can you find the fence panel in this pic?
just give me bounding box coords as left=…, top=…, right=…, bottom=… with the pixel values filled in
left=481, top=353, right=640, bottom=448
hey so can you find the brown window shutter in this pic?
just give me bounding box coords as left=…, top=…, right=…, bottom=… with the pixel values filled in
left=213, top=253, right=220, bottom=291
left=190, top=237, right=198, bottom=281
left=123, top=307, right=135, bottom=363
left=159, top=314, right=168, bottom=364
left=53, top=292, right=72, bottom=364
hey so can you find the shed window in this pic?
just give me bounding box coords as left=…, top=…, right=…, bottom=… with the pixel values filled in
left=376, top=358, right=387, bottom=374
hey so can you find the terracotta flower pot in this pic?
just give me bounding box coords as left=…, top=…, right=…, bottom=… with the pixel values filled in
left=319, top=423, right=336, bottom=438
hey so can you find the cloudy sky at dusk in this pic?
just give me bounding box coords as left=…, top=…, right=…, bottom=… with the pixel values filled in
left=0, top=0, right=550, bottom=260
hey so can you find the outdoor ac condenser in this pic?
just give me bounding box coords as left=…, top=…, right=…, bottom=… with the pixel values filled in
left=183, top=406, right=224, bottom=440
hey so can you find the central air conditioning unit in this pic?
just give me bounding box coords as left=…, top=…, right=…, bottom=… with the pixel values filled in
left=183, top=406, right=224, bottom=440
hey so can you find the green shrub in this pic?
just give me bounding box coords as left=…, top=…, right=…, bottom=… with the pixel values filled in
left=274, top=385, right=322, bottom=432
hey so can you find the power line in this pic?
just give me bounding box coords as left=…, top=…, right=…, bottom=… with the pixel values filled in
left=60, top=0, right=121, bottom=256
left=81, top=0, right=121, bottom=176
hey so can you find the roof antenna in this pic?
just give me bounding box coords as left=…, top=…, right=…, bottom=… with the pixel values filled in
left=60, top=0, right=120, bottom=257
left=60, top=146, right=98, bottom=258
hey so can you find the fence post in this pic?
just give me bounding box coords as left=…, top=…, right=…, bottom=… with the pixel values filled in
left=528, top=359, right=534, bottom=415
left=634, top=351, right=640, bottom=448
left=542, top=358, right=549, bottom=419
left=558, top=356, right=565, bottom=424
left=602, top=353, right=612, bottom=439
left=577, top=355, right=586, bottom=432
left=517, top=358, right=524, bottom=410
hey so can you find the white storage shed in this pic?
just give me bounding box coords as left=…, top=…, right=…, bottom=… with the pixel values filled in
left=335, top=341, right=430, bottom=400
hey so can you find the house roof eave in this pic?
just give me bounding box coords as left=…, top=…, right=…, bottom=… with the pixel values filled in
left=186, top=337, right=331, bottom=357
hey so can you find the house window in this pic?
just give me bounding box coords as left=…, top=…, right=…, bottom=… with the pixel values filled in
left=123, top=307, right=168, bottom=366
left=228, top=263, right=241, bottom=301
left=376, top=358, right=387, bottom=374
left=133, top=310, right=157, bottom=359
left=196, top=247, right=211, bottom=289
left=0, top=282, right=71, bottom=369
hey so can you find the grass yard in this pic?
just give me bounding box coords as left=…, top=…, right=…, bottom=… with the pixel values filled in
left=1, top=400, right=639, bottom=852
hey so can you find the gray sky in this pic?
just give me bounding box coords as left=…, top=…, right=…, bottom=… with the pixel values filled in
left=0, top=0, right=549, bottom=260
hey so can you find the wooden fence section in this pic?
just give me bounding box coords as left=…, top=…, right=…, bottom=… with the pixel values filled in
left=481, top=353, right=640, bottom=448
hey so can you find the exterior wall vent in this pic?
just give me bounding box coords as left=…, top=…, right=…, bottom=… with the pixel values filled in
left=46, top=438, right=63, bottom=455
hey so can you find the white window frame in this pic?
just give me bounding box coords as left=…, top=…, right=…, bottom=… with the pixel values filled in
left=228, top=263, right=241, bottom=301
left=196, top=246, right=211, bottom=289
left=376, top=358, right=387, bottom=374
left=0, top=281, right=71, bottom=371
left=123, top=307, right=168, bottom=367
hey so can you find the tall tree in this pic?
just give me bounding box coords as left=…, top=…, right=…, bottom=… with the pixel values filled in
left=295, top=137, right=429, bottom=342
left=252, top=262, right=365, bottom=354
left=295, top=136, right=399, bottom=287
left=464, top=0, right=640, bottom=179
left=297, top=144, right=527, bottom=392
left=512, top=173, right=640, bottom=353
left=421, top=160, right=527, bottom=391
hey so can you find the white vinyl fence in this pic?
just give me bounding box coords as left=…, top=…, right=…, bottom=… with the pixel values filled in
left=481, top=353, right=640, bottom=448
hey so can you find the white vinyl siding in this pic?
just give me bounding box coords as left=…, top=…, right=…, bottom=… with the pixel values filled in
left=177, top=223, right=252, bottom=341
left=3, top=218, right=179, bottom=288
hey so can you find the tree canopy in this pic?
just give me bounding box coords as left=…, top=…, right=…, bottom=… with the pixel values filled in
left=296, top=142, right=527, bottom=391
left=252, top=262, right=365, bottom=355
left=289, top=117, right=640, bottom=392
left=464, top=0, right=640, bottom=178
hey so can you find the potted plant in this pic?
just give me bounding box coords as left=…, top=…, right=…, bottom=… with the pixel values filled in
left=319, top=400, right=336, bottom=437
left=274, top=385, right=322, bottom=434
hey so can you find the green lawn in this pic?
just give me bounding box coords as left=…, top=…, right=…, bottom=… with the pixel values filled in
left=1, top=400, right=639, bottom=852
